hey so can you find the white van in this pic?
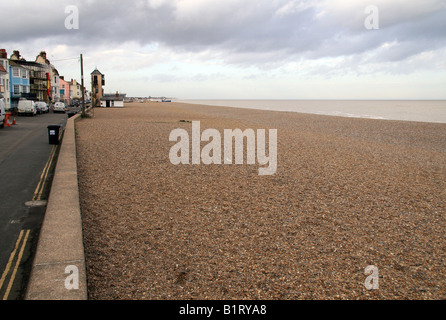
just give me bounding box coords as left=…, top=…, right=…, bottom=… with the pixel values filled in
left=54, top=102, right=66, bottom=113
left=18, top=100, right=37, bottom=116
left=35, top=101, right=49, bottom=114
left=0, top=98, right=5, bottom=128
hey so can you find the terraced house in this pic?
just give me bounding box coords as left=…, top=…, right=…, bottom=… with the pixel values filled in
left=0, top=49, right=10, bottom=109
left=36, top=51, right=60, bottom=103
left=59, top=76, right=71, bottom=105
left=51, top=66, right=60, bottom=103
left=9, top=50, right=49, bottom=103
left=0, top=49, right=89, bottom=109
left=69, top=78, right=83, bottom=100
left=9, top=61, right=32, bottom=109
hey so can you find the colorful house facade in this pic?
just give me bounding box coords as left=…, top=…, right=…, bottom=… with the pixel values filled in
left=10, top=51, right=49, bottom=103
left=1, top=48, right=100, bottom=109
left=9, top=60, right=32, bottom=109
left=59, top=76, right=71, bottom=104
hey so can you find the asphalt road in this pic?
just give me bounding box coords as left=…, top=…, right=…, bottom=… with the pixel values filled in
left=0, top=110, right=69, bottom=300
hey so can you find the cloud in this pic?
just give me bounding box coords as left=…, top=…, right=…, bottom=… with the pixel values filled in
left=1, top=0, right=445, bottom=99
left=2, top=0, right=445, bottom=67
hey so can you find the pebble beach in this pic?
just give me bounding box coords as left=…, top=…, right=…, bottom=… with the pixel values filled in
left=75, top=102, right=446, bottom=300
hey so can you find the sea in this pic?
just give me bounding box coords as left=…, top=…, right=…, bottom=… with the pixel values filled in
left=174, top=100, right=446, bottom=124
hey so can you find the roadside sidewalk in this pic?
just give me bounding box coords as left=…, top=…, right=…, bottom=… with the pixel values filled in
left=25, top=112, right=87, bottom=300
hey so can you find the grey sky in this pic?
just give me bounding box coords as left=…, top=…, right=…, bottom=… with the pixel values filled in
left=1, top=0, right=445, bottom=99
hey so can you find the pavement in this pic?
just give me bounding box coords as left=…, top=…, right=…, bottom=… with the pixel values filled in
left=25, top=107, right=88, bottom=300
left=0, top=110, right=67, bottom=299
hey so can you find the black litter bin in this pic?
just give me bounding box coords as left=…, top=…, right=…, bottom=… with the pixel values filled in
left=47, top=125, right=61, bottom=145
left=67, top=110, right=78, bottom=118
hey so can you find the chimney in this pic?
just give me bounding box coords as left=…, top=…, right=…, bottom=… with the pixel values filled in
left=0, top=49, right=7, bottom=59
left=11, top=50, right=21, bottom=60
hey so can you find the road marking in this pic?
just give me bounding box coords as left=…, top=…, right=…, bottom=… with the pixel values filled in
left=33, top=145, right=56, bottom=200
left=0, top=229, right=30, bottom=300
left=0, top=231, right=24, bottom=290
left=33, top=145, right=57, bottom=201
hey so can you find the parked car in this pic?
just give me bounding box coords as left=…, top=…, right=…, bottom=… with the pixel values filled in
left=35, top=103, right=43, bottom=114
left=18, top=99, right=37, bottom=116
left=0, top=98, right=5, bottom=128
left=54, top=102, right=66, bottom=113
left=35, top=101, right=49, bottom=114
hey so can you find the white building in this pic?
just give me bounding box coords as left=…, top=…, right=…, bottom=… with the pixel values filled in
left=69, top=79, right=84, bottom=100
left=51, top=67, right=60, bottom=102
left=101, top=92, right=126, bottom=108
left=0, top=49, right=11, bottom=110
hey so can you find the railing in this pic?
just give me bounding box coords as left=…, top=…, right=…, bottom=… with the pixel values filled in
left=30, top=84, right=47, bottom=91
left=30, top=71, right=47, bottom=80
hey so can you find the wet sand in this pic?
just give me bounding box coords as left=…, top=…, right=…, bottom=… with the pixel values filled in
left=76, top=102, right=446, bottom=300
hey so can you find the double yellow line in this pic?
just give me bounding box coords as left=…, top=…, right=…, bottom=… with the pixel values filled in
left=0, top=146, right=58, bottom=299
left=33, top=145, right=57, bottom=201
left=0, top=230, right=31, bottom=300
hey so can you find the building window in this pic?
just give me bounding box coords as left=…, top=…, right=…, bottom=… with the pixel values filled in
left=13, top=68, right=20, bottom=77
left=13, top=85, right=20, bottom=95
